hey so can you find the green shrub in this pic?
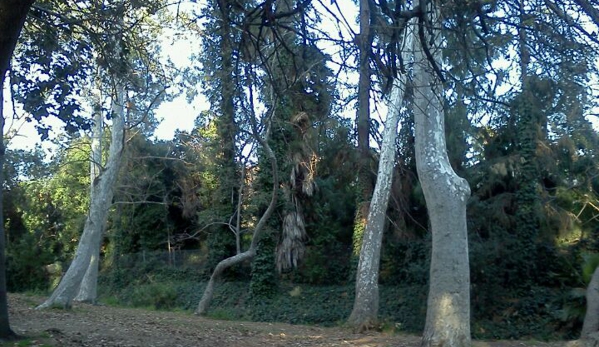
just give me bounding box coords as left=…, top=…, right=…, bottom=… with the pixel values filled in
left=250, top=229, right=278, bottom=298
left=131, top=283, right=178, bottom=310
left=6, top=233, right=53, bottom=292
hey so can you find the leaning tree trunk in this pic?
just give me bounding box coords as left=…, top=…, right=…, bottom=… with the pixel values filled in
left=0, top=0, right=35, bottom=339
left=414, top=1, right=471, bottom=347
left=195, top=134, right=278, bottom=315
left=348, top=21, right=415, bottom=331
left=75, top=77, right=103, bottom=303
left=37, top=81, right=126, bottom=309
left=582, top=267, right=599, bottom=338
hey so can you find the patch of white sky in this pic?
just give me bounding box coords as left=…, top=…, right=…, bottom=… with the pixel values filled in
left=310, top=0, right=393, bottom=149
left=2, top=79, right=70, bottom=154
left=10, top=1, right=596, bottom=155
left=1, top=1, right=206, bottom=153
left=3, top=1, right=373, bottom=153
left=152, top=1, right=206, bottom=141
left=150, top=0, right=409, bottom=160
left=459, top=4, right=599, bottom=131
left=153, top=0, right=365, bottom=141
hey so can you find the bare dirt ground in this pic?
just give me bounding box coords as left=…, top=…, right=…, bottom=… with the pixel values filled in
left=3, top=294, right=569, bottom=347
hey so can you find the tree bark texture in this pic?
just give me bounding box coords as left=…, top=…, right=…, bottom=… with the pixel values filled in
left=582, top=267, right=599, bottom=338
left=195, top=135, right=278, bottom=315
left=348, top=22, right=415, bottom=331
left=356, top=0, right=374, bottom=201
left=351, top=0, right=376, bottom=275
left=0, top=76, right=13, bottom=340
left=413, top=1, right=471, bottom=347
left=37, top=81, right=126, bottom=309
left=0, top=0, right=34, bottom=338
left=196, top=250, right=255, bottom=315
left=75, top=80, right=103, bottom=303
left=0, top=0, right=34, bottom=76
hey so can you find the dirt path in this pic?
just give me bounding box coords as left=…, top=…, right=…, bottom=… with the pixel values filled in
left=4, top=294, right=568, bottom=347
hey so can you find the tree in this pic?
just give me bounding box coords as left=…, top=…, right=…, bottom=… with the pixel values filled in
left=36, top=74, right=126, bottom=310
left=0, top=0, right=36, bottom=339
left=197, top=0, right=243, bottom=271
left=414, top=1, right=471, bottom=346
left=348, top=20, right=415, bottom=330
left=195, top=102, right=279, bottom=315
left=36, top=5, right=128, bottom=308
left=582, top=267, right=599, bottom=338
left=351, top=0, right=376, bottom=274
left=26, top=0, right=172, bottom=307
left=75, top=75, right=103, bottom=303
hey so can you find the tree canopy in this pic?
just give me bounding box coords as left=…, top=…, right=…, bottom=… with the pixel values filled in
left=1, top=0, right=599, bottom=342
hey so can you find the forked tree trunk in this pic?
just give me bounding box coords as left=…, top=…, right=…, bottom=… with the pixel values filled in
left=195, top=136, right=278, bottom=315
left=582, top=267, right=599, bottom=338
left=413, top=2, right=471, bottom=347
left=75, top=79, right=103, bottom=304
left=348, top=22, right=415, bottom=331
left=37, top=81, right=126, bottom=309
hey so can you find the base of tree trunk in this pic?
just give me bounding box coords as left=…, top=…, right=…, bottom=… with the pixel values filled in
left=568, top=334, right=599, bottom=347
left=347, top=316, right=379, bottom=333
left=0, top=329, right=19, bottom=342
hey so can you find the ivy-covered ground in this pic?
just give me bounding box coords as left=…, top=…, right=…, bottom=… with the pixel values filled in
left=2, top=294, right=568, bottom=347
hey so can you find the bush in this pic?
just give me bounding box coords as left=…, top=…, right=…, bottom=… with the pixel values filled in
left=6, top=233, right=53, bottom=292
left=130, top=283, right=178, bottom=310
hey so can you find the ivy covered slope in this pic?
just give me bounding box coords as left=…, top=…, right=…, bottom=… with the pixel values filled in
left=2, top=0, right=599, bottom=343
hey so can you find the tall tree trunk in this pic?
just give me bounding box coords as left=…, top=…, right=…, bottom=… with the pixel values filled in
left=356, top=0, right=374, bottom=193
left=348, top=22, right=415, bottom=331
left=414, top=1, right=471, bottom=346
left=582, top=267, right=599, bottom=338
left=351, top=0, right=376, bottom=273
left=0, top=0, right=35, bottom=338
left=37, top=80, right=126, bottom=309
left=513, top=0, right=539, bottom=287
left=75, top=77, right=103, bottom=303
left=0, top=76, right=13, bottom=340
left=207, top=0, right=239, bottom=270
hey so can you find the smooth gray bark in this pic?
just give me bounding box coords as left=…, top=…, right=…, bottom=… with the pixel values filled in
left=75, top=81, right=103, bottom=303
left=582, top=267, right=599, bottom=338
left=413, top=1, right=471, bottom=346
left=348, top=23, right=415, bottom=331
left=37, top=82, right=126, bottom=309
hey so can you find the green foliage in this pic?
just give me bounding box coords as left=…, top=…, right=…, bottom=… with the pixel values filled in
left=559, top=287, right=586, bottom=333
left=250, top=228, right=278, bottom=298
left=248, top=285, right=352, bottom=325
left=380, top=238, right=430, bottom=285
left=581, top=253, right=599, bottom=285
left=556, top=252, right=599, bottom=333
left=379, top=285, right=428, bottom=333
left=6, top=232, right=53, bottom=292
left=349, top=203, right=367, bottom=281
left=131, top=283, right=178, bottom=310
left=5, top=2, right=599, bottom=343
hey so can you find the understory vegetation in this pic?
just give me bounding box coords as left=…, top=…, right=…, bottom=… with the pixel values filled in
left=91, top=237, right=590, bottom=341
left=5, top=109, right=599, bottom=340
left=2, top=0, right=599, bottom=342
